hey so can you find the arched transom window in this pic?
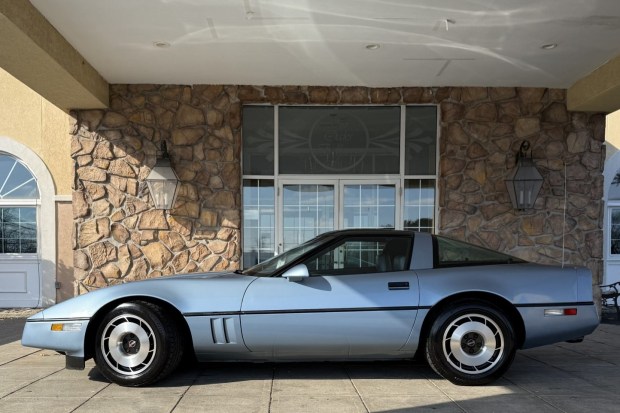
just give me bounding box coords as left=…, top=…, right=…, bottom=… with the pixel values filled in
left=0, top=153, right=38, bottom=254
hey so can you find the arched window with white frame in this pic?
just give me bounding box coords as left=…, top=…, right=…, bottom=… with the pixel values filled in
left=0, top=153, right=39, bottom=254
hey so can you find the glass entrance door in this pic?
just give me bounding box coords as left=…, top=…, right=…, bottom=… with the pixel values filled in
left=278, top=180, right=400, bottom=253
left=279, top=181, right=337, bottom=252
left=341, top=181, right=399, bottom=229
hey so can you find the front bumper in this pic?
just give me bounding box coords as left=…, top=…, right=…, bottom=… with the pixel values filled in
left=21, top=318, right=90, bottom=362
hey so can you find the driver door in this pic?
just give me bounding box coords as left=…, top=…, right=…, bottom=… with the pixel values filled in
left=240, top=235, right=418, bottom=359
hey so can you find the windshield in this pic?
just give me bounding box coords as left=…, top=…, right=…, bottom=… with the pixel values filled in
left=243, top=234, right=336, bottom=277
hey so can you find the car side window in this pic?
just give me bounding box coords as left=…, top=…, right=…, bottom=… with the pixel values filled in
left=302, top=236, right=412, bottom=276
left=434, top=235, right=525, bottom=267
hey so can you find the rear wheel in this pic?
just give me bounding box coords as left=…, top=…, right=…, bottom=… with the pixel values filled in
left=425, top=301, right=516, bottom=385
left=95, top=301, right=184, bottom=386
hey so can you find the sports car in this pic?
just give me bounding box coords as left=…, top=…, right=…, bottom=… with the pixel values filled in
left=22, top=229, right=599, bottom=386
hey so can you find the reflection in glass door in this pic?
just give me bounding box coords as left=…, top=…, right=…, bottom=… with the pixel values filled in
left=341, top=182, right=398, bottom=229
left=278, top=181, right=400, bottom=253
left=281, top=183, right=336, bottom=252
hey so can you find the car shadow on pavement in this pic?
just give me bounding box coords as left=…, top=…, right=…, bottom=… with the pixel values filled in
left=0, top=318, right=27, bottom=345
left=86, top=359, right=434, bottom=388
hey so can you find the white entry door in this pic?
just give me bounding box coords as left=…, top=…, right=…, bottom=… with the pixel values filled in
left=0, top=153, right=41, bottom=308
left=0, top=256, right=40, bottom=307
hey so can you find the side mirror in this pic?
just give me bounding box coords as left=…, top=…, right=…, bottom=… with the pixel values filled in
left=282, top=264, right=310, bottom=282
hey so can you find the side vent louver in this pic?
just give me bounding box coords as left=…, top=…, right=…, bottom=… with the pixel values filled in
left=210, top=317, right=237, bottom=344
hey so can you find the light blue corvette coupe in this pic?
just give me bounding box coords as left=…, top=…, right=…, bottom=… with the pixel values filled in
left=22, top=230, right=599, bottom=386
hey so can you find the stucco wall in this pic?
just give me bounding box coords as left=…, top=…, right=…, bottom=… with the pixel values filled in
left=71, top=85, right=605, bottom=294
left=606, top=109, right=620, bottom=161
left=56, top=201, right=74, bottom=301
left=0, top=67, right=75, bottom=303
left=0, top=68, right=73, bottom=195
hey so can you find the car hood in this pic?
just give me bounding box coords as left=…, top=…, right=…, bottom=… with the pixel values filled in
left=30, top=271, right=257, bottom=321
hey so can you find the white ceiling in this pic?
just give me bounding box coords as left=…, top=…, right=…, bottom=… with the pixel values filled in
left=30, top=0, right=620, bottom=88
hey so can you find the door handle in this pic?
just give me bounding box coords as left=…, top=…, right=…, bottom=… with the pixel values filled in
left=388, top=281, right=409, bottom=290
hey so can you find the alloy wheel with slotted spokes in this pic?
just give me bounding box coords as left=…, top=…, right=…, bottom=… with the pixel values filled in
left=442, top=313, right=504, bottom=375
left=425, top=301, right=516, bottom=386
left=100, top=314, right=157, bottom=375
left=95, top=301, right=185, bottom=386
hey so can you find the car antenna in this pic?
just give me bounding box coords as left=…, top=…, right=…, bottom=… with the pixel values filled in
left=562, top=160, right=567, bottom=268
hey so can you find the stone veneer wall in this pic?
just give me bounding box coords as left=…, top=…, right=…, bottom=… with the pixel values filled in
left=71, top=85, right=605, bottom=294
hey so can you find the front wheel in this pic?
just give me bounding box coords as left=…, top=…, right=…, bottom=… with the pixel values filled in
left=94, top=301, right=184, bottom=386
left=425, top=301, right=516, bottom=386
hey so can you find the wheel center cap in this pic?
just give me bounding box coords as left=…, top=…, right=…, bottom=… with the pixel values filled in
left=122, top=333, right=141, bottom=354
left=461, top=332, right=484, bottom=354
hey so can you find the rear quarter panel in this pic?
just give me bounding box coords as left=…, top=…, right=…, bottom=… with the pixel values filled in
left=418, top=263, right=578, bottom=305
left=414, top=263, right=598, bottom=349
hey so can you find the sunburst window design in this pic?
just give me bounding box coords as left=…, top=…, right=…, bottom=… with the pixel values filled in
left=0, top=154, right=39, bottom=199
left=0, top=154, right=38, bottom=254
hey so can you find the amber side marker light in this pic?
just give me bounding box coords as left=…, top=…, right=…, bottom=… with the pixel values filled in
left=544, top=308, right=577, bottom=316
left=51, top=323, right=83, bottom=332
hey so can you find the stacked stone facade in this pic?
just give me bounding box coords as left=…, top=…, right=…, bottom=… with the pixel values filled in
left=71, top=85, right=605, bottom=294
left=438, top=87, right=604, bottom=279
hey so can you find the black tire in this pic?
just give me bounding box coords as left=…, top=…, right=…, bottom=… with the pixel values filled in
left=94, top=301, right=184, bottom=386
left=425, top=300, right=516, bottom=386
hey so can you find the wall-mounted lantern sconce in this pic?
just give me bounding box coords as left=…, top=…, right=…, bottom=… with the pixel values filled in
left=505, top=140, right=543, bottom=210
left=145, top=141, right=180, bottom=210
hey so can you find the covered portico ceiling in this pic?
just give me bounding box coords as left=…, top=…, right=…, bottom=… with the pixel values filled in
left=4, top=0, right=620, bottom=111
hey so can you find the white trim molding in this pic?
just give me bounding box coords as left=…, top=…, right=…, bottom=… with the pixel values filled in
left=0, top=136, right=57, bottom=307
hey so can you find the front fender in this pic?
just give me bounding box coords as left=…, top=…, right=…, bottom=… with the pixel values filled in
left=22, top=273, right=257, bottom=357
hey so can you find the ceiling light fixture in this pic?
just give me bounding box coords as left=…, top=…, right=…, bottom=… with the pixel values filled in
left=444, top=18, right=455, bottom=30
left=365, top=44, right=380, bottom=50
left=153, top=41, right=171, bottom=48
left=433, top=18, right=455, bottom=31
left=541, top=43, right=557, bottom=50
